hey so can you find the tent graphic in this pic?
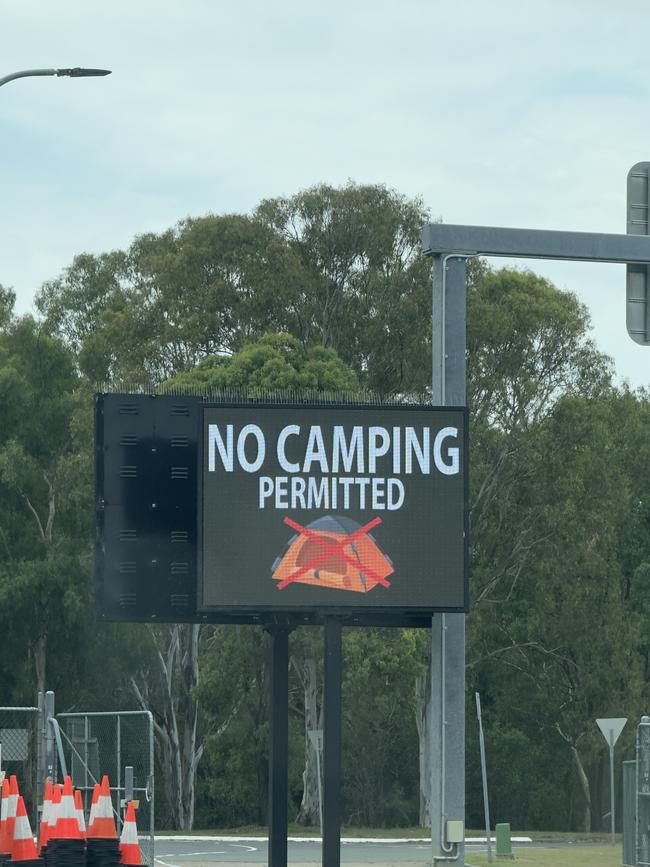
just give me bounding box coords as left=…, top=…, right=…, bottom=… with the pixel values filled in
left=271, top=515, right=394, bottom=593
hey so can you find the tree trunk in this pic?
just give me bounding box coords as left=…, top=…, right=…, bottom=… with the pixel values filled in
left=571, top=744, right=591, bottom=833
left=295, top=657, right=322, bottom=826
left=415, top=671, right=431, bottom=827
left=32, top=633, right=47, bottom=698
left=132, top=624, right=203, bottom=831
left=179, top=624, right=201, bottom=830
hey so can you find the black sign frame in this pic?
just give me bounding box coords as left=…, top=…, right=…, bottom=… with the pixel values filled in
left=96, top=393, right=468, bottom=628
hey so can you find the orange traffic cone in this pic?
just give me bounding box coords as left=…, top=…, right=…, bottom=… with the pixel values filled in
left=47, top=786, right=62, bottom=840
left=0, top=777, right=11, bottom=856
left=10, top=797, right=38, bottom=862
left=50, top=778, right=81, bottom=841
left=118, top=803, right=140, bottom=865
left=85, top=785, right=100, bottom=835
left=73, top=792, right=86, bottom=838
left=86, top=777, right=116, bottom=839
left=3, top=776, right=19, bottom=858
left=38, top=780, right=52, bottom=853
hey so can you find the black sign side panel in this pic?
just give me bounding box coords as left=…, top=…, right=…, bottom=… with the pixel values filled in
left=152, top=395, right=200, bottom=619
left=96, top=393, right=200, bottom=621
left=95, top=393, right=105, bottom=616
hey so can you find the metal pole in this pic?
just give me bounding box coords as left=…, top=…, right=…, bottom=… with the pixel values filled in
left=124, top=766, right=134, bottom=810
left=36, top=692, right=44, bottom=818
left=323, top=619, right=342, bottom=867
left=117, top=716, right=122, bottom=832
left=475, top=694, right=492, bottom=864
left=48, top=718, right=68, bottom=778
left=148, top=712, right=155, bottom=867
left=430, top=254, right=467, bottom=866
left=0, top=69, right=57, bottom=87
left=315, top=735, right=323, bottom=835
left=609, top=732, right=616, bottom=845
left=84, top=716, right=89, bottom=812
left=636, top=716, right=650, bottom=865
left=268, top=626, right=289, bottom=867
left=421, top=222, right=650, bottom=264
left=308, top=730, right=324, bottom=834
left=45, top=691, right=55, bottom=780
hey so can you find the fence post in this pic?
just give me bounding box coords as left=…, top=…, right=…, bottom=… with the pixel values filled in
left=45, top=692, right=55, bottom=780
left=637, top=715, right=650, bottom=866
left=623, top=760, right=636, bottom=867
left=37, top=692, right=44, bottom=815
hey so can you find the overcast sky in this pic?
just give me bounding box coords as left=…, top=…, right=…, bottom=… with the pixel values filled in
left=3, top=1, right=650, bottom=387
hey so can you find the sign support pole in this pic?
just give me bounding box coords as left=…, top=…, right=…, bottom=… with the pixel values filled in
left=431, top=255, right=467, bottom=865
left=475, top=692, right=493, bottom=863
left=609, top=732, right=616, bottom=846
left=596, top=717, right=626, bottom=847
left=323, top=618, right=342, bottom=867
left=268, top=626, right=290, bottom=867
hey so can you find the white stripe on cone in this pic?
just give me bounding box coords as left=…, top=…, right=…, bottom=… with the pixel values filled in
left=75, top=793, right=86, bottom=835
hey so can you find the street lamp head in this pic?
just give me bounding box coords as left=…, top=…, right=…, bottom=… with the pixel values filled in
left=55, top=68, right=112, bottom=78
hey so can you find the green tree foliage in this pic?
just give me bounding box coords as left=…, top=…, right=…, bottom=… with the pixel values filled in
left=36, top=184, right=431, bottom=394
left=0, top=311, right=93, bottom=701
left=463, top=269, right=647, bottom=831
left=37, top=218, right=297, bottom=383
left=466, top=388, right=647, bottom=830
left=467, top=268, right=610, bottom=431
left=195, top=625, right=276, bottom=827
left=342, top=629, right=423, bottom=826
left=162, top=332, right=359, bottom=395
left=255, top=183, right=432, bottom=393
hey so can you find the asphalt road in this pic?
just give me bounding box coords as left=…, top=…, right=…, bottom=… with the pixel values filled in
left=152, top=836, right=501, bottom=866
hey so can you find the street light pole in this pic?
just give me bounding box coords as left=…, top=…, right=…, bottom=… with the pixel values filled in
left=0, top=67, right=111, bottom=88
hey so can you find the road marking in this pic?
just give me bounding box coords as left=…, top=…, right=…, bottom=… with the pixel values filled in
left=155, top=843, right=257, bottom=864
left=156, top=853, right=226, bottom=864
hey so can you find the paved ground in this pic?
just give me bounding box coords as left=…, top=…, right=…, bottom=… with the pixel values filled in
left=152, top=836, right=523, bottom=866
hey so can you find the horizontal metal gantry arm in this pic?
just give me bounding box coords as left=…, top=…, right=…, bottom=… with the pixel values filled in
left=421, top=223, right=650, bottom=264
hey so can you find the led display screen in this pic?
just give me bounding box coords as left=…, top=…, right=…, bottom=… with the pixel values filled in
left=200, top=403, right=468, bottom=614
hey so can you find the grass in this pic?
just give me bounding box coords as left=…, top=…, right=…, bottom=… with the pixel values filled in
left=466, top=845, right=621, bottom=867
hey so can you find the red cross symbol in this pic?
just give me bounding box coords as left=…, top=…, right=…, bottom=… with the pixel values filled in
left=275, top=516, right=391, bottom=591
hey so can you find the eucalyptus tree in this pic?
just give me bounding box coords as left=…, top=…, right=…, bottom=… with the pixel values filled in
left=0, top=306, right=92, bottom=699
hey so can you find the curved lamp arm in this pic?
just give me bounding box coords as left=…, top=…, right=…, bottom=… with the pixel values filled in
left=0, top=67, right=111, bottom=87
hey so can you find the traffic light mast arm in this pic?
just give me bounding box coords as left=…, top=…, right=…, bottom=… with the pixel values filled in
left=422, top=223, right=650, bottom=264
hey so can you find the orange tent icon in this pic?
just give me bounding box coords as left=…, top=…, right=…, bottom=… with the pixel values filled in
left=272, top=515, right=394, bottom=593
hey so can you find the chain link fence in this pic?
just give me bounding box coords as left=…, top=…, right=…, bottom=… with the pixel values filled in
left=0, top=707, right=40, bottom=829
left=57, top=712, right=154, bottom=867
left=637, top=716, right=650, bottom=867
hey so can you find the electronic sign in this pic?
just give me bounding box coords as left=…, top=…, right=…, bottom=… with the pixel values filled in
left=96, top=394, right=468, bottom=625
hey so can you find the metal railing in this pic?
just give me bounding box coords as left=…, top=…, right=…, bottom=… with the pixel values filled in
left=57, top=711, right=154, bottom=867
left=0, top=706, right=40, bottom=828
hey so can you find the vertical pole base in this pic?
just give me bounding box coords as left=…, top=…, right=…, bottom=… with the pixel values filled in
left=323, top=619, right=342, bottom=867
left=268, top=626, right=289, bottom=867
